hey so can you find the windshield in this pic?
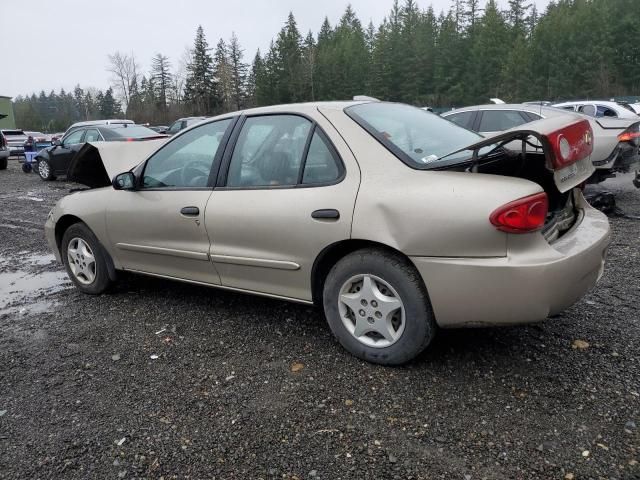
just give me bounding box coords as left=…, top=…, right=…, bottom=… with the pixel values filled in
left=345, top=103, right=483, bottom=169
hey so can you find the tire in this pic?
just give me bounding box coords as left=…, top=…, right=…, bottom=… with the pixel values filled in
left=22, top=163, right=32, bottom=173
left=61, top=223, right=113, bottom=294
left=37, top=158, right=56, bottom=181
left=322, top=248, right=436, bottom=365
left=0, top=157, right=7, bottom=170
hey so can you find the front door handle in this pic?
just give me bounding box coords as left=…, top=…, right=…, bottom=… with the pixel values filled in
left=311, top=209, right=340, bottom=220
left=180, top=206, right=200, bottom=216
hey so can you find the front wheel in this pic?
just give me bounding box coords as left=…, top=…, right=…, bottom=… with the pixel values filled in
left=37, top=158, right=56, bottom=181
left=0, top=157, right=7, bottom=170
left=323, top=248, right=436, bottom=365
left=62, top=223, right=113, bottom=294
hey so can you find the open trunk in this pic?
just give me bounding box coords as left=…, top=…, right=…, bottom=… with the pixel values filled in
left=439, top=117, right=595, bottom=243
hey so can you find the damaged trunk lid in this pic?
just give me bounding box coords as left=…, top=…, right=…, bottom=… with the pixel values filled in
left=440, top=116, right=595, bottom=193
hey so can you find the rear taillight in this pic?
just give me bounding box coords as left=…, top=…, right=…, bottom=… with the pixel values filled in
left=546, top=119, right=593, bottom=168
left=490, top=192, right=549, bottom=233
left=618, top=123, right=640, bottom=144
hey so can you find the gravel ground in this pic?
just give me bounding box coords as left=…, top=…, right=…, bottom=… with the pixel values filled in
left=0, top=158, right=638, bottom=480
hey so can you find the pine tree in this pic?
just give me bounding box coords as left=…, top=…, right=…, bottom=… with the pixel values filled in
left=228, top=33, right=248, bottom=110
left=214, top=39, right=233, bottom=112
left=151, top=53, right=172, bottom=115
left=274, top=12, right=304, bottom=103
left=183, top=25, right=217, bottom=115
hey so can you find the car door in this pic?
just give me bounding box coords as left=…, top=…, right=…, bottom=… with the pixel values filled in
left=477, top=110, right=530, bottom=136
left=104, top=118, right=235, bottom=283
left=205, top=113, right=360, bottom=302
left=84, top=128, right=103, bottom=142
left=51, top=128, right=85, bottom=173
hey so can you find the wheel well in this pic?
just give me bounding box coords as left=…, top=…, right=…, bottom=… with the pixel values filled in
left=311, top=240, right=413, bottom=306
left=54, top=215, right=118, bottom=282
left=54, top=214, right=83, bottom=252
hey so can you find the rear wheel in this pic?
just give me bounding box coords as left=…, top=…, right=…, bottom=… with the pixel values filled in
left=323, top=248, right=436, bottom=365
left=62, top=223, right=113, bottom=294
left=37, top=158, right=56, bottom=181
left=0, top=157, right=7, bottom=170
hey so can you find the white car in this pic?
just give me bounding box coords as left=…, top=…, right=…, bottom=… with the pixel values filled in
left=553, top=100, right=639, bottom=120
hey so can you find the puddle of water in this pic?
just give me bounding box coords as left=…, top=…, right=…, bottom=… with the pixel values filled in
left=0, top=269, right=72, bottom=312
left=0, top=253, right=56, bottom=271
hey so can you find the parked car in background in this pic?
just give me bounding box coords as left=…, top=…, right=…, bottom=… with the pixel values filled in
left=1, top=129, right=28, bottom=157
left=553, top=100, right=640, bottom=119
left=442, top=104, right=640, bottom=186
left=164, top=117, right=208, bottom=135
left=35, top=124, right=166, bottom=181
left=0, top=131, right=9, bottom=169
left=63, top=119, right=135, bottom=137
left=46, top=101, right=610, bottom=365
left=625, top=103, right=640, bottom=115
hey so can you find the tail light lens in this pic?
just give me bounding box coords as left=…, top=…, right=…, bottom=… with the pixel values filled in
left=490, top=192, right=549, bottom=233
left=618, top=122, right=640, bottom=145
left=546, top=119, right=593, bottom=168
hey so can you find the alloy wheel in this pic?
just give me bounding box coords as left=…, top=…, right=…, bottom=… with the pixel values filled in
left=338, top=274, right=406, bottom=348
left=38, top=160, right=50, bottom=178
left=67, top=237, right=97, bottom=285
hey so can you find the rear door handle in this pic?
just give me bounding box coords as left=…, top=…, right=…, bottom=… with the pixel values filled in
left=311, top=209, right=340, bottom=220
left=180, top=206, right=200, bottom=216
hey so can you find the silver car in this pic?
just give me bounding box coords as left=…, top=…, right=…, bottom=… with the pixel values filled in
left=45, top=101, right=610, bottom=365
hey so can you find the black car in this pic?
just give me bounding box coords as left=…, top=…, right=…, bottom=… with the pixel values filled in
left=164, top=117, right=208, bottom=135
left=0, top=131, right=9, bottom=170
left=35, top=124, right=165, bottom=181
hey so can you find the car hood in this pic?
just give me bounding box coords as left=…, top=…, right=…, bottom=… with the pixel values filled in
left=68, top=139, right=167, bottom=188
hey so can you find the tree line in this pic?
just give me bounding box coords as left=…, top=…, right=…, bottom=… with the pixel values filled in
left=13, top=0, right=640, bottom=132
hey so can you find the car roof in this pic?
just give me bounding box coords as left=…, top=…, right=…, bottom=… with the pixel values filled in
left=66, top=119, right=134, bottom=130
left=442, top=103, right=567, bottom=115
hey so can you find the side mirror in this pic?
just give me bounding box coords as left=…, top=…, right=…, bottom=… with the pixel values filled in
left=53, top=139, right=62, bottom=147
left=580, top=105, right=597, bottom=117
left=112, top=172, right=136, bottom=190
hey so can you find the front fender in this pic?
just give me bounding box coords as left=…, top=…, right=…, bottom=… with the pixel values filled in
left=49, top=188, right=121, bottom=268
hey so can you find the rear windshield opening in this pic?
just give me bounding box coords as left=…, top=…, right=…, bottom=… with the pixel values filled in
left=345, top=103, right=483, bottom=169
left=105, top=125, right=161, bottom=139
left=2, top=130, right=25, bottom=136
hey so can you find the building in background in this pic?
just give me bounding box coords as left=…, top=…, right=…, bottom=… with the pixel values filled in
left=0, top=96, right=16, bottom=129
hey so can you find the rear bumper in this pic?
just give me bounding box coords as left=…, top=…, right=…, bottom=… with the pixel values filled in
left=411, top=190, right=611, bottom=328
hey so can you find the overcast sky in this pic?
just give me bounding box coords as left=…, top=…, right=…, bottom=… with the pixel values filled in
left=0, top=0, right=551, bottom=99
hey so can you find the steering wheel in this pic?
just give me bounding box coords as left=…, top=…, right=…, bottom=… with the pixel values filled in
left=180, top=159, right=211, bottom=187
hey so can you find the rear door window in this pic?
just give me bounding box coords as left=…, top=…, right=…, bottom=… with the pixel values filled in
left=478, top=110, right=529, bottom=132
left=302, top=130, right=342, bottom=184
left=226, top=115, right=312, bottom=187
left=445, top=111, right=475, bottom=129
left=84, top=129, right=102, bottom=142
